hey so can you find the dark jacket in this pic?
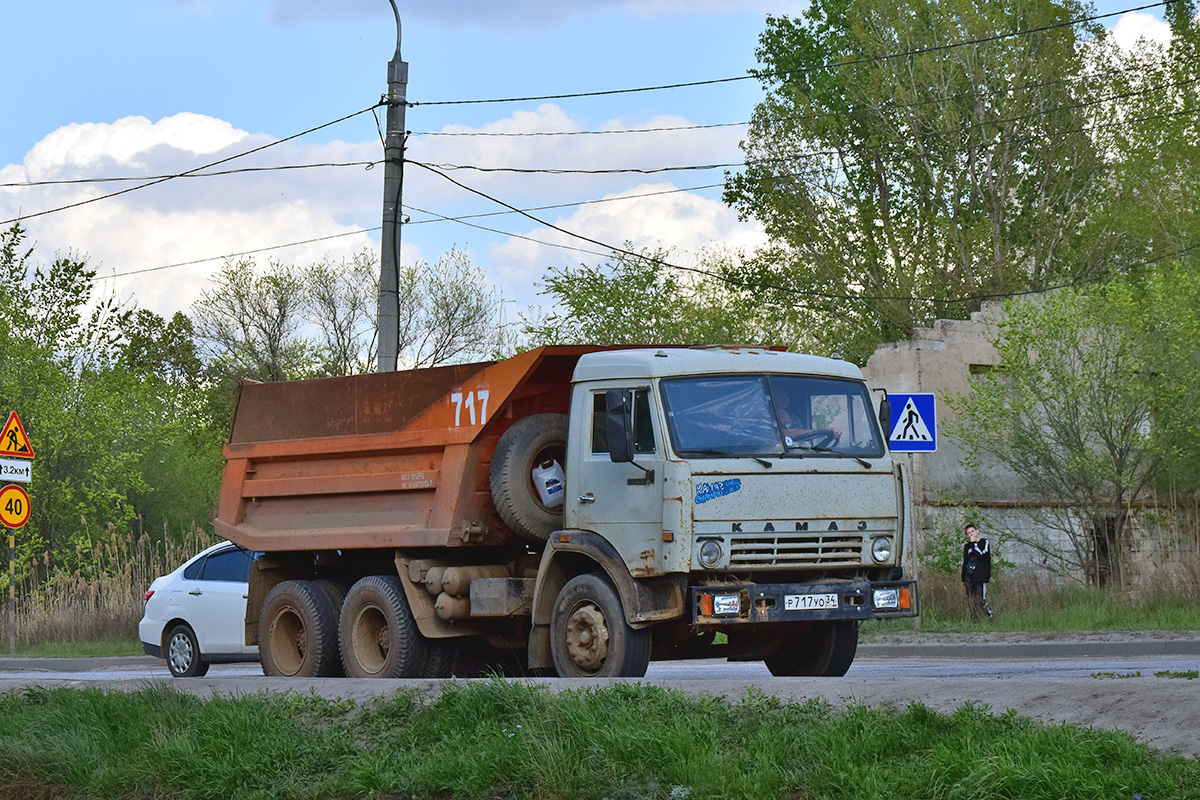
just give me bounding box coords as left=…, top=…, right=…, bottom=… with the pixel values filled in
left=962, top=539, right=992, bottom=583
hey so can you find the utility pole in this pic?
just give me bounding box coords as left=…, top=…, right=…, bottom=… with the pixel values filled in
left=377, top=0, right=408, bottom=372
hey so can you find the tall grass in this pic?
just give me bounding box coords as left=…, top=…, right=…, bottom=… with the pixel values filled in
left=0, top=681, right=1195, bottom=800
left=864, top=569, right=1200, bottom=636
left=0, top=526, right=213, bottom=649
left=4, top=523, right=1200, bottom=652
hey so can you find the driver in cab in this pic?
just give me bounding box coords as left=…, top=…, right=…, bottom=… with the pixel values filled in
left=775, top=391, right=840, bottom=448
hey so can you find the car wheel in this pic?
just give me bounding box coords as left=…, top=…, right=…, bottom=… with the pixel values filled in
left=165, top=623, right=209, bottom=678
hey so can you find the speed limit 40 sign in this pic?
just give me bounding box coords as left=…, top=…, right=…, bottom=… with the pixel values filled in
left=0, top=484, right=30, bottom=529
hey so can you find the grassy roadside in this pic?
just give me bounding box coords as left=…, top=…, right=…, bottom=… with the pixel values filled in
left=1, top=638, right=144, bottom=658
left=0, top=680, right=1196, bottom=800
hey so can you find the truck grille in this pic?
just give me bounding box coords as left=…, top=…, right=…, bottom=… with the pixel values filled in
left=728, top=531, right=864, bottom=568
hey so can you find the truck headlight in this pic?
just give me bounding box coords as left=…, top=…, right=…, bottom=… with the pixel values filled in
left=871, top=536, right=893, bottom=563
left=698, top=540, right=723, bottom=569
left=713, top=594, right=741, bottom=616
left=874, top=588, right=899, bottom=609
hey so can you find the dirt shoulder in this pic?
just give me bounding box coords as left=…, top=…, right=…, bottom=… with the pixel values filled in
left=861, top=629, right=1200, bottom=645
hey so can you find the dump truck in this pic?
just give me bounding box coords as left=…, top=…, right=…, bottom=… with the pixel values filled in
left=214, top=345, right=918, bottom=679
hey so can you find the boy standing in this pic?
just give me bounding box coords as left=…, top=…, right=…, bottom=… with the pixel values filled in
left=961, top=524, right=993, bottom=622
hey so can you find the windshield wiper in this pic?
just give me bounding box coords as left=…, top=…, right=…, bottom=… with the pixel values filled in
left=685, top=448, right=773, bottom=468
left=783, top=443, right=872, bottom=468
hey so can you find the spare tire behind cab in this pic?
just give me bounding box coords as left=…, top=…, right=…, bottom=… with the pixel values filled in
left=489, top=413, right=568, bottom=542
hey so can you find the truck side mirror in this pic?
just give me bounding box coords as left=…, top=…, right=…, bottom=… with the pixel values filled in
left=604, top=388, right=635, bottom=463
left=878, top=392, right=892, bottom=438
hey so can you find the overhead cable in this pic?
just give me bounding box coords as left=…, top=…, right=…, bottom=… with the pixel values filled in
left=1, top=104, right=381, bottom=226
left=409, top=158, right=1200, bottom=308
left=408, top=1, right=1178, bottom=107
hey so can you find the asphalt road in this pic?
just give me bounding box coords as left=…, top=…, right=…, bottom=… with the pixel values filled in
left=0, top=652, right=1198, bottom=682
left=2, top=638, right=1198, bottom=757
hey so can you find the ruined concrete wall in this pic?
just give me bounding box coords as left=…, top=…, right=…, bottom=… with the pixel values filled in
left=862, top=300, right=1021, bottom=505
left=863, top=302, right=1200, bottom=585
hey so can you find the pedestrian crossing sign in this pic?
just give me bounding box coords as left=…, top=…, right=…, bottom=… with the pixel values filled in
left=887, top=393, right=937, bottom=452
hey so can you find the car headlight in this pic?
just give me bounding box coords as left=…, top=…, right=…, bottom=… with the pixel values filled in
left=698, top=540, right=723, bottom=569
left=871, top=536, right=893, bottom=563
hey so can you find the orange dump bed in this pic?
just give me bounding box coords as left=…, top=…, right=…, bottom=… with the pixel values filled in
left=213, top=346, right=601, bottom=552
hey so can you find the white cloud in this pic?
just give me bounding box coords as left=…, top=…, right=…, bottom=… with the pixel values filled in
left=1, top=113, right=383, bottom=320
left=1110, top=11, right=1172, bottom=50
left=2, top=105, right=758, bottom=321
left=488, top=182, right=766, bottom=308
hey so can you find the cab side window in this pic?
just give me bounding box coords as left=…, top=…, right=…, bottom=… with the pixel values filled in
left=591, top=390, right=655, bottom=455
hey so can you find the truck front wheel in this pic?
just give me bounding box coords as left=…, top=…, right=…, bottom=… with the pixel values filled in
left=259, top=580, right=342, bottom=677
left=551, top=572, right=650, bottom=678
left=764, top=620, right=858, bottom=677
left=339, top=576, right=428, bottom=678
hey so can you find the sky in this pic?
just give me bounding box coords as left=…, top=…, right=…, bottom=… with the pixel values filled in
left=0, top=0, right=1175, bottom=325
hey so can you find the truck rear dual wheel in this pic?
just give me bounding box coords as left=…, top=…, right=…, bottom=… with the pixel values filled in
left=339, top=575, right=429, bottom=678
left=764, top=621, right=858, bottom=677
left=259, top=580, right=342, bottom=677
left=551, top=572, right=651, bottom=678
left=490, top=413, right=568, bottom=542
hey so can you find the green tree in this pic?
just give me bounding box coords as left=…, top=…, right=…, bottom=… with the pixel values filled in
left=195, top=248, right=504, bottom=381
left=0, top=224, right=223, bottom=568
left=524, top=246, right=819, bottom=351
left=947, top=263, right=1200, bottom=586
left=1085, top=2, right=1200, bottom=266
left=193, top=257, right=324, bottom=384
left=725, top=0, right=1111, bottom=362
left=393, top=248, right=505, bottom=369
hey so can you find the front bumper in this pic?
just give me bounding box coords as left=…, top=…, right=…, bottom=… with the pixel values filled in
left=691, top=579, right=918, bottom=625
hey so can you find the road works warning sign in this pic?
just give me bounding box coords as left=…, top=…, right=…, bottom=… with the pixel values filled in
left=887, top=393, right=937, bottom=453
left=0, top=412, right=34, bottom=459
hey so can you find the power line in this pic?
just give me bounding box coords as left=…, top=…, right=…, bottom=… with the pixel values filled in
left=407, top=59, right=1152, bottom=139
left=1, top=104, right=381, bottom=226
left=410, top=158, right=1200, bottom=309
left=415, top=79, right=1200, bottom=179
left=1, top=161, right=383, bottom=189
left=89, top=227, right=380, bottom=283
left=402, top=182, right=725, bottom=226
left=408, top=1, right=1178, bottom=108
left=9, top=60, right=1182, bottom=195
left=87, top=183, right=728, bottom=283
left=413, top=121, right=748, bottom=137
left=405, top=204, right=613, bottom=260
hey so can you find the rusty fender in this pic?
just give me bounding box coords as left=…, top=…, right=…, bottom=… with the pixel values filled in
left=527, top=531, right=686, bottom=670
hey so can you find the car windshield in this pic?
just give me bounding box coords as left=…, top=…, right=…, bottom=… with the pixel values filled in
left=660, top=374, right=885, bottom=458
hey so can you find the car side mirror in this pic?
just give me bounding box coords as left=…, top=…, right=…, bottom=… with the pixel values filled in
left=605, top=388, right=635, bottom=463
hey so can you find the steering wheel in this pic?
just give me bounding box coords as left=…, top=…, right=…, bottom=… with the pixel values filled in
left=786, top=428, right=840, bottom=449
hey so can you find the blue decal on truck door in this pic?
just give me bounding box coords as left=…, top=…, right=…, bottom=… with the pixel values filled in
left=695, top=478, right=742, bottom=504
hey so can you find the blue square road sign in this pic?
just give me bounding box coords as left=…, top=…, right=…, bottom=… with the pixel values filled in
left=887, top=393, right=937, bottom=452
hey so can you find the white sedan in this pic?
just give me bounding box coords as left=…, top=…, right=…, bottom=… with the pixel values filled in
left=139, top=541, right=260, bottom=677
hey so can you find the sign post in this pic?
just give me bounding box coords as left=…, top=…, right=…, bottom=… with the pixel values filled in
left=1, top=411, right=34, bottom=655
left=886, top=394, right=937, bottom=633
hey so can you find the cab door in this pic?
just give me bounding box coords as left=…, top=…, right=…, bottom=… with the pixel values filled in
left=566, top=386, right=664, bottom=559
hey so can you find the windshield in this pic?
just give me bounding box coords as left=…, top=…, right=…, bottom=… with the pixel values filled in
left=660, top=374, right=885, bottom=458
